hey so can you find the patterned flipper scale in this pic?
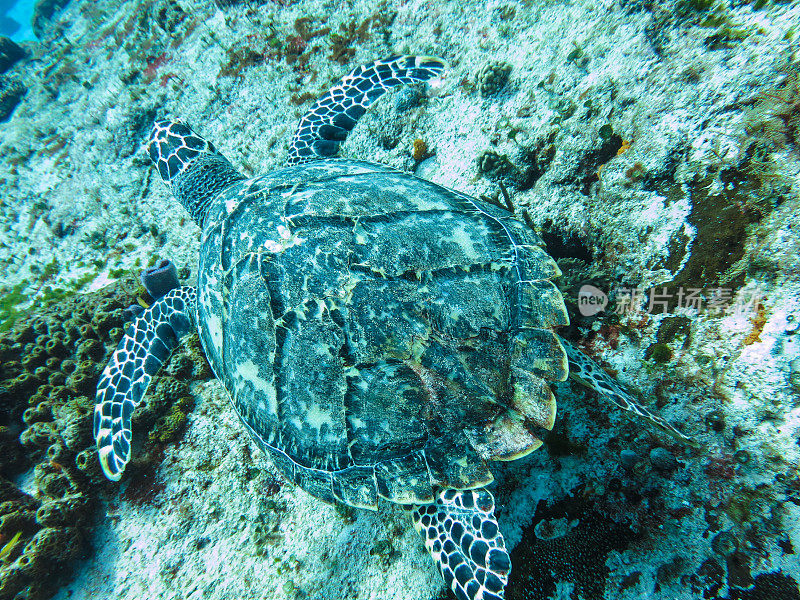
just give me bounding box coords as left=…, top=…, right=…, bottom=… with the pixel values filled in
left=561, top=339, right=700, bottom=448
left=409, top=489, right=510, bottom=600
left=93, top=286, right=198, bottom=480
left=286, top=55, right=446, bottom=165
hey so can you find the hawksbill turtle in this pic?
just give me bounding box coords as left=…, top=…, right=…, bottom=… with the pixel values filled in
left=93, top=55, right=695, bottom=600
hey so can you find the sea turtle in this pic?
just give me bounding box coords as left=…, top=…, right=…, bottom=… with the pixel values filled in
left=94, top=55, right=695, bottom=600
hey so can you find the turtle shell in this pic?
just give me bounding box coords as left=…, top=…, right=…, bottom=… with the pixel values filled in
left=196, top=159, right=569, bottom=509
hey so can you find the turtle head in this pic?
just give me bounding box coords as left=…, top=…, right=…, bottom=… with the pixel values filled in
left=147, top=119, right=245, bottom=226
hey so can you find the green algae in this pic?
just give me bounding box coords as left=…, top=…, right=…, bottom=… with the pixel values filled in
left=0, top=283, right=27, bottom=332
left=148, top=393, right=195, bottom=444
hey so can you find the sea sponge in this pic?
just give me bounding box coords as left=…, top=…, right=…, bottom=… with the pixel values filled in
left=21, top=403, right=51, bottom=426
left=6, top=373, right=38, bottom=398
left=0, top=505, right=38, bottom=540
left=75, top=338, right=105, bottom=363
left=46, top=370, right=66, bottom=387
left=19, top=421, right=58, bottom=449
left=0, top=566, right=24, bottom=598
left=33, top=464, right=76, bottom=499
left=74, top=447, right=102, bottom=480
left=52, top=397, right=93, bottom=451
left=20, top=526, right=82, bottom=566
left=0, top=273, right=208, bottom=598
left=92, top=308, right=122, bottom=338
left=411, top=138, right=428, bottom=162
left=65, top=367, right=96, bottom=397
left=141, top=259, right=179, bottom=300
left=35, top=495, right=92, bottom=528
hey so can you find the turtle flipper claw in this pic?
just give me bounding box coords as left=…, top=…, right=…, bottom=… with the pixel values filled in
left=93, top=286, right=197, bottom=480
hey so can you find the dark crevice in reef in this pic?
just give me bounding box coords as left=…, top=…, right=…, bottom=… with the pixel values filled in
left=539, top=219, right=594, bottom=263
left=578, top=133, right=623, bottom=196
left=725, top=571, right=800, bottom=600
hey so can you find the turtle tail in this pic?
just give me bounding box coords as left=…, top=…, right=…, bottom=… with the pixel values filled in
left=287, top=55, right=446, bottom=165
left=409, top=488, right=510, bottom=600
left=93, top=286, right=197, bottom=480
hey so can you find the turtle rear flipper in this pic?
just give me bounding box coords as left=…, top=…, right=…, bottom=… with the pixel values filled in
left=287, top=55, right=446, bottom=165
left=561, top=339, right=700, bottom=448
left=93, top=286, right=197, bottom=480
left=410, top=488, right=510, bottom=600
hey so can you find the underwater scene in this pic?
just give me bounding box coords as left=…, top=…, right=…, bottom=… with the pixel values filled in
left=1, top=0, right=800, bottom=599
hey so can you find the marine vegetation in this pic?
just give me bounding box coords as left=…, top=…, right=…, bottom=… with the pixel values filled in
left=0, top=275, right=209, bottom=600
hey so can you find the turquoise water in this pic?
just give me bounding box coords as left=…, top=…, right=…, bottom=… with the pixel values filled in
left=0, top=0, right=35, bottom=41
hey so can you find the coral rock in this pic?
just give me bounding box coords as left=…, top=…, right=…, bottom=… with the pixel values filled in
left=0, top=37, right=25, bottom=74
left=0, top=74, right=25, bottom=122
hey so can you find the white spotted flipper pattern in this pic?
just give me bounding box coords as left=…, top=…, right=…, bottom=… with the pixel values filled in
left=561, top=338, right=700, bottom=448
left=93, top=286, right=197, bottom=480
left=286, top=55, right=446, bottom=165
left=409, top=488, right=510, bottom=600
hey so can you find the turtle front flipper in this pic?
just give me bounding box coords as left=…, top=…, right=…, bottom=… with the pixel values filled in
left=560, top=339, right=700, bottom=448
left=93, top=286, right=198, bottom=480
left=287, top=55, right=446, bottom=165
left=410, top=488, right=510, bottom=600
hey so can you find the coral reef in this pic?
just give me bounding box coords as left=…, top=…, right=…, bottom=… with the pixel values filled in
left=476, top=61, right=512, bottom=97
left=477, top=150, right=516, bottom=181
left=0, top=38, right=25, bottom=74
left=0, top=0, right=798, bottom=598
left=31, top=0, right=71, bottom=40
left=0, top=278, right=137, bottom=600
left=0, top=275, right=210, bottom=600
left=744, top=69, right=800, bottom=151
left=0, top=75, right=25, bottom=122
